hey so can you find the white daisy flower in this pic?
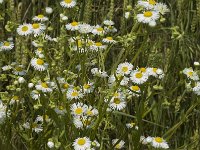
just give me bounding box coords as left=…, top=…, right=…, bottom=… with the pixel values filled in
left=10, top=96, right=21, bottom=105
left=54, top=106, right=67, bottom=115
left=2, top=65, right=12, bottom=71
left=92, top=25, right=105, bottom=35
left=109, top=95, right=126, bottom=111
left=83, top=82, right=94, bottom=94
left=67, top=88, right=83, bottom=100
left=151, top=137, right=169, bottom=149
left=78, top=23, right=93, bottom=34
left=146, top=67, right=164, bottom=79
left=130, top=70, right=148, bottom=84
left=183, top=68, right=199, bottom=81
left=140, top=136, right=153, bottom=145
left=192, top=82, right=200, bottom=95
left=32, top=23, right=46, bottom=36
left=17, top=23, right=33, bottom=36
left=73, top=137, right=91, bottom=150
left=30, top=90, right=40, bottom=100
left=35, top=81, right=53, bottom=93
left=0, top=41, right=14, bottom=51
left=31, top=122, right=43, bottom=133
left=22, top=122, right=30, bottom=129
left=85, top=105, right=98, bottom=117
left=32, top=14, right=48, bottom=22
left=71, top=102, right=87, bottom=116
left=90, top=42, right=107, bottom=51
left=102, top=37, right=116, bottom=44
left=137, top=0, right=157, bottom=9
left=12, top=65, right=26, bottom=76
left=73, top=116, right=93, bottom=129
left=103, top=20, right=115, bottom=26
left=31, top=58, right=48, bottom=71
left=35, top=115, right=51, bottom=123
left=66, top=21, right=79, bottom=31
left=57, top=77, right=72, bottom=92
left=137, top=11, right=160, bottom=25
left=60, top=0, right=76, bottom=8
left=112, top=139, right=125, bottom=149
left=116, top=62, right=133, bottom=76
left=35, top=47, right=43, bottom=55
left=91, top=68, right=108, bottom=78
left=154, top=3, right=170, bottom=15
left=126, top=122, right=137, bottom=129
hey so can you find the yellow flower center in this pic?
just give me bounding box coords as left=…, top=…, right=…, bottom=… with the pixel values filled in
left=87, top=110, right=93, bottom=116
left=38, top=48, right=42, bottom=52
left=75, top=108, right=83, bottom=115
left=15, top=67, right=23, bottom=71
left=78, top=40, right=82, bottom=47
left=97, top=27, right=104, bottom=32
left=32, top=123, right=37, bottom=128
left=59, top=106, right=64, bottom=110
left=45, top=115, right=49, bottom=120
left=62, top=83, right=69, bottom=89
left=71, top=91, right=78, bottom=97
left=77, top=138, right=86, bottom=146
left=12, top=96, right=19, bottom=101
left=130, top=122, right=135, bottom=126
left=4, top=42, right=10, bottom=46
left=41, top=82, right=48, bottom=88
left=149, top=0, right=156, bottom=5
left=37, top=14, right=44, bottom=18
left=153, top=68, right=157, bottom=73
left=122, top=66, right=128, bottom=72
left=84, top=84, right=91, bottom=89
left=106, top=37, right=113, bottom=40
left=131, top=86, right=140, bottom=91
left=22, top=26, right=29, bottom=32
left=140, top=68, right=146, bottom=72
left=144, top=11, right=153, bottom=17
left=32, top=23, right=40, bottom=29
left=71, top=21, right=78, bottom=26
left=36, top=59, right=44, bottom=65
left=64, top=0, right=72, bottom=3
left=115, top=144, right=121, bottom=149
left=113, top=92, right=119, bottom=97
left=95, top=42, right=102, bottom=46
left=135, top=72, right=143, bottom=78
left=114, top=98, right=121, bottom=104
left=155, top=137, right=163, bottom=143
left=188, top=71, right=193, bottom=76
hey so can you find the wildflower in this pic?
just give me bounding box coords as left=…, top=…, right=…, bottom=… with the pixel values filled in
left=154, top=3, right=170, bottom=15
left=12, top=65, right=26, bottom=76
left=102, top=37, right=116, bottom=44
left=10, top=96, right=21, bottom=105
left=194, top=62, right=200, bottom=66
left=78, top=23, right=93, bottom=34
left=183, top=68, right=199, bottom=81
left=137, top=11, right=160, bottom=26
left=140, top=136, right=153, bottom=145
left=17, top=23, right=33, bottom=36
left=129, top=85, right=141, bottom=96
left=60, top=0, right=76, bottom=8
left=83, top=82, right=94, bottom=94
left=54, top=106, right=67, bottom=115
left=35, top=81, right=54, bottom=93
left=146, top=67, right=164, bottom=79
left=130, top=70, right=148, bottom=84
left=18, top=77, right=25, bottom=83
left=0, top=41, right=14, bottom=51
left=90, top=42, right=107, bottom=51
left=67, top=88, right=83, bottom=100
left=31, top=122, right=43, bottom=133
left=137, top=0, right=157, bottom=9
left=104, top=26, right=117, bottom=33
left=192, top=82, right=200, bottom=95
left=2, top=65, right=12, bottom=71
left=85, top=105, right=98, bottom=117
left=32, top=14, right=48, bottom=22
left=32, top=23, right=46, bottom=36
left=126, top=122, right=137, bottom=129
left=112, top=139, right=125, bottom=149
left=30, top=90, right=40, bottom=100
left=125, top=12, right=130, bottom=19
left=31, top=58, right=48, bottom=71
left=73, top=137, right=91, bottom=150
left=91, top=68, right=108, bottom=77
left=116, top=62, right=133, bottom=76
left=151, top=137, right=169, bottom=149
left=92, top=25, right=105, bottom=35
left=71, top=102, right=87, bottom=116
left=73, top=116, right=93, bottom=129
left=103, top=20, right=115, bottom=26
left=45, top=7, right=53, bottom=14
left=36, top=115, right=51, bottom=123
left=108, top=74, right=129, bottom=86
left=66, top=21, right=79, bottom=31
left=92, top=140, right=100, bottom=148
left=47, top=141, right=54, bottom=149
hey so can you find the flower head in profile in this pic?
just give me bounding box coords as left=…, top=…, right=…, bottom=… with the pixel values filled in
left=32, top=14, right=48, bottom=22
left=152, top=137, right=169, bottom=149
left=60, top=0, right=76, bottom=8
left=0, top=41, right=14, bottom=51
left=66, top=21, right=79, bottom=31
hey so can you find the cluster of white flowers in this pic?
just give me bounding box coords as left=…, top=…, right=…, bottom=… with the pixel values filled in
left=140, top=136, right=169, bottom=149
left=136, top=0, right=169, bottom=26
